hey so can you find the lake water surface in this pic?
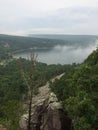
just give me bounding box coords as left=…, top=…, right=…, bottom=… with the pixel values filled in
left=14, top=42, right=97, bottom=64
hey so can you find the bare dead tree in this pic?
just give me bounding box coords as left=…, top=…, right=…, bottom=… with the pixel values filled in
left=18, top=53, right=38, bottom=130
left=27, top=53, right=38, bottom=130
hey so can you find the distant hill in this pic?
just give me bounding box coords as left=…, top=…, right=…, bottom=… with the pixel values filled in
left=0, top=34, right=66, bottom=51
left=0, top=34, right=66, bottom=60
left=29, top=34, right=98, bottom=41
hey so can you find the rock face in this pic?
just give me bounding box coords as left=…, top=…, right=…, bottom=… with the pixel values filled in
left=20, top=74, right=72, bottom=130
left=0, top=124, right=6, bottom=130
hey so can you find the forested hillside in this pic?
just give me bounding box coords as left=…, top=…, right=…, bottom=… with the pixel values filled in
left=0, top=57, right=72, bottom=129
left=0, top=34, right=66, bottom=60
left=50, top=49, right=98, bottom=130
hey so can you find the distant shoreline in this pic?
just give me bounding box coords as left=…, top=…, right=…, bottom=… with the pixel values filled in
left=12, top=47, right=53, bottom=55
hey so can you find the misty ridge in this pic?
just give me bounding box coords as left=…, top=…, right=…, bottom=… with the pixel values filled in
left=53, top=39, right=98, bottom=52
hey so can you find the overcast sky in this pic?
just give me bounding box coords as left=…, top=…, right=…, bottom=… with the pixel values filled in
left=0, top=0, right=98, bottom=35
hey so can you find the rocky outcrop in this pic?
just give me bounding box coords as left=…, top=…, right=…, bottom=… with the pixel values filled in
left=20, top=74, right=72, bottom=130
left=0, top=124, right=6, bottom=130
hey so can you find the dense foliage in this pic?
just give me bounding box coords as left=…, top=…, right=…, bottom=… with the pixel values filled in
left=0, top=58, right=69, bottom=129
left=50, top=49, right=98, bottom=130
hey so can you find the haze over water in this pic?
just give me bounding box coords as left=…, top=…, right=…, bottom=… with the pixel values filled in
left=14, top=40, right=98, bottom=64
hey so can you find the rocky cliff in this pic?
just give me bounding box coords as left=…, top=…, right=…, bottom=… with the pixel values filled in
left=19, top=74, right=72, bottom=130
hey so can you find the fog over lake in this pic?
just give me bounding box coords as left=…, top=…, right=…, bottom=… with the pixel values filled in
left=14, top=41, right=98, bottom=64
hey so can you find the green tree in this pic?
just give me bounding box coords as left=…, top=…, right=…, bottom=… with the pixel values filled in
left=65, top=91, right=96, bottom=130
left=2, top=100, right=21, bottom=130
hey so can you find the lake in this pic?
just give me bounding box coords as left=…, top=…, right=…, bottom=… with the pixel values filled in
left=13, top=41, right=97, bottom=64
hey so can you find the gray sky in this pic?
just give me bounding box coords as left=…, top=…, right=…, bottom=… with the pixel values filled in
left=0, top=0, right=98, bottom=35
